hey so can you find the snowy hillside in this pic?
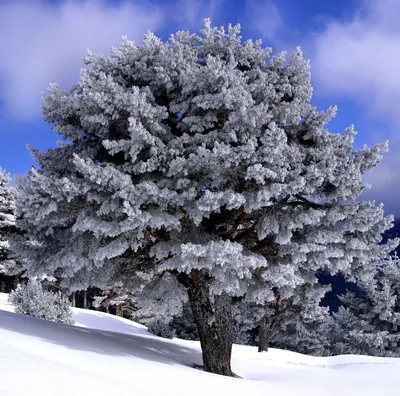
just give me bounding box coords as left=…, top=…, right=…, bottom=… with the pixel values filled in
left=0, top=293, right=399, bottom=396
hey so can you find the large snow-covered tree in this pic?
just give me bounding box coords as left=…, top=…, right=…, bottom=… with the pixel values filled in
left=14, top=21, right=395, bottom=376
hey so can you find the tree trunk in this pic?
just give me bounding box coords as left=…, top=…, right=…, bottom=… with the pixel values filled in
left=104, top=289, right=109, bottom=313
left=117, top=303, right=123, bottom=317
left=83, top=290, right=88, bottom=309
left=258, top=315, right=270, bottom=352
left=188, top=283, right=234, bottom=376
left=258, top=289, right=285, bottom=352
left=71, top=292, right=76, bottom=308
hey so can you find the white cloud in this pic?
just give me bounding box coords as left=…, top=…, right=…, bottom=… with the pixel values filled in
left=0, top=0, right=164, bottom=120
left=245, top=0, right=282, bottom=44
left=174, top=0, right=223, bottom=28
left=311, top=0, right=400, bottom=125
left=311, top=0, right=400, bottom=215
left=361, top=152, right=400, bottom=217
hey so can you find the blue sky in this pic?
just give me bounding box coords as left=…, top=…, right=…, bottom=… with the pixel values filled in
left=0, top=0, right=399, bottom=214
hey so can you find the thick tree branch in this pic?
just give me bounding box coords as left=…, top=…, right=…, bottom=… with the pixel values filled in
left=288, top=195, right=333, bottom=210
left=251, top=236, right=275, bottom=254
left=191, top=268, right=200, bottom=289
left=233, top=225, right=256, bottom=243
left=220, top=211, right=247, bottom=240
left=146, top=229, right=169, bottom=242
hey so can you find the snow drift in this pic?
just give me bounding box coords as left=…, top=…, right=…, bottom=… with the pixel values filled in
left=0, top=293, right=399, bottom=396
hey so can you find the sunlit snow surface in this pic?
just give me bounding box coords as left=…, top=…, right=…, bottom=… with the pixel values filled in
left=0, top=292, right=399, bottom=395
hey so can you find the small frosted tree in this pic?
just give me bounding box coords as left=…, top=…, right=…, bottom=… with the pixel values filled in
left=14, top=21, right=395, bottom=375
left=9, top=278, right=74, bottom=324
left=267, top=286, right=332, bottom=356
left=233, top=201, right=396, bottom=353
left=330, top=254, right=400, bottom=356
left=233, top=281, right=331, bottom=354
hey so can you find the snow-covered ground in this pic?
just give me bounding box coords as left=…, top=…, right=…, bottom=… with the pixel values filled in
left=0, top=292, right=399, bottom=396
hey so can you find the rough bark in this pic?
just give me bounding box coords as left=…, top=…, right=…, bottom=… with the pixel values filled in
left=188, top=281, right=234, bottom=376
left=258, top=289, right=284, bottom=352
left=258, top=315, right=270, bottom=352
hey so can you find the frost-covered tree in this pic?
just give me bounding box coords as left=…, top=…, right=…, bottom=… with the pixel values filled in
left=147, top=316, right=176, bottom=339
left=138, top=300, right=198, bottom=340
left=233, top=282, right=331, bottom=354
left=329, top=254, right=400, bottom=356
left=233, top=201, right=396, bottom=353
left=170, top=301, right=198, bottom=340
left=267, top=286, right=332, bottom=356
left=14, top=20, right=395, bottom=376
left=0, top=168, right=23, bottom=279
left=9, top=278, right=74, bottom=324
left=92, top=281, right=137, bottom=316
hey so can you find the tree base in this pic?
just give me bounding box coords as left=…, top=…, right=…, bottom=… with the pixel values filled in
left=188, top=281, right=234, bottom=377
left=191, top=364, right=242, bottom=378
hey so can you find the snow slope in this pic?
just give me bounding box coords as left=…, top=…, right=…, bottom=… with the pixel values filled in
left=0, top=292, right=399, bottom=396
